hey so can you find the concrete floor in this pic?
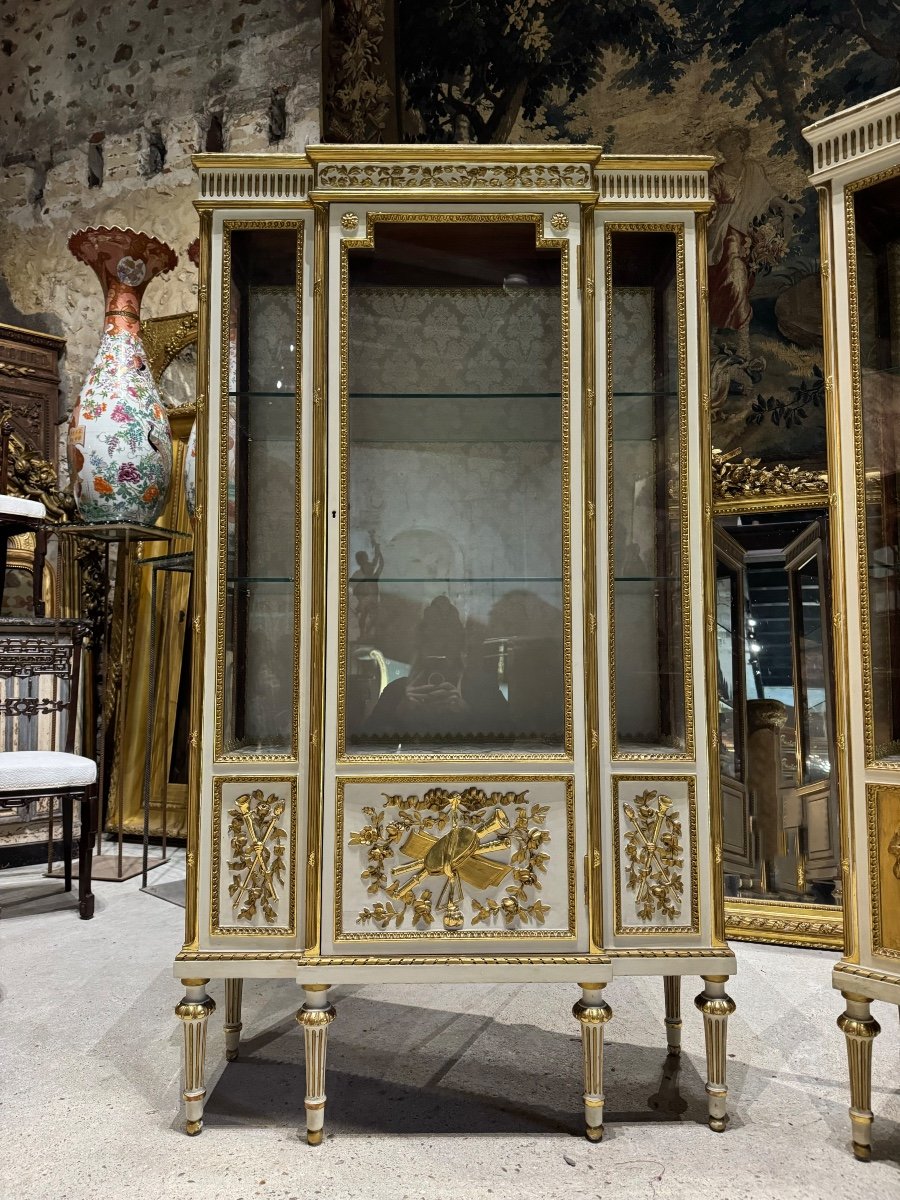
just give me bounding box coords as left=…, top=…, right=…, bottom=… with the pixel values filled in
left=1, top=851, right=898, bottom=1200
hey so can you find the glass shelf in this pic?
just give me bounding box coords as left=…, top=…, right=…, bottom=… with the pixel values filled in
left=349, top=391, right=560, bottom=400
left=612, top=390, right=678, bottom=399
left=614, top=575, right=678, bottom=583
left=354, top=575, right=563, bottom=584
left=616, top=740, right=687, bottom=757
left=226, top=576, right=294, bottom=585
left=228, top=390, right=297, bottom=398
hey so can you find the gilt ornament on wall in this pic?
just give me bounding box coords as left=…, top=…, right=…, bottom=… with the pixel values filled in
left=351, top=787, right=552, bottom=932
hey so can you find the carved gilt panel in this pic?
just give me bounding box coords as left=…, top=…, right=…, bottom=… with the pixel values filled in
left=334, top=776, right=576, bottom=942
left=210, top=777, right=297, bottom=937
left=612, top=775, right=699, bottom=935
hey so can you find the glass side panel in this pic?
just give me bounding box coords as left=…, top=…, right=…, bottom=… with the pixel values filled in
left=854, top=177, right=900, bottom=761
left=343, top=219, right=566, bottom=755
left=221, top=227, right=299, bottom=756
left=716, top=561, right=743, bottom=781
left=608, top=229, right=686, bottom=754
left=793, top=553, right=830, bottom=784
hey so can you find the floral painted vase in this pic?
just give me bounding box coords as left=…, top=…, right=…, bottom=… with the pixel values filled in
left=183, top=238, right=200, bottom=519
left=67, top=226, right=177, bottom=524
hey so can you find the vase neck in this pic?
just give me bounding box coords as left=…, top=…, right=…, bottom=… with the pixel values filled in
left=104, top=279, right=144, bottom=337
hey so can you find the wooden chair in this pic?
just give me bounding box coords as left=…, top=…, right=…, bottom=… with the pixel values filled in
left=0, top=618, right=97, bottom=918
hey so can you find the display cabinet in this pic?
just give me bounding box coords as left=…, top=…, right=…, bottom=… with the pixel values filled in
left=805, top=88, right=900, bottom=1159
left=175, top=146, right=736, bottom=1144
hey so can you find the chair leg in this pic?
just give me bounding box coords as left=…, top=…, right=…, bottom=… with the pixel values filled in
left=61, top=795, right=73, bottom=893
left=32, top=528, right=47, bottom=618
left=78, top=787, right=96, bottom=919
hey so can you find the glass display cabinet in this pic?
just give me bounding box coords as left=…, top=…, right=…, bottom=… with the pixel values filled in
left=805, top=87, right=900, bottom=1160
left=175, top=145, right=736, bottom=1144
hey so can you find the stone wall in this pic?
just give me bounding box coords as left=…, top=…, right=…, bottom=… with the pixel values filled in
left=0, top=0, right=320, bottom=439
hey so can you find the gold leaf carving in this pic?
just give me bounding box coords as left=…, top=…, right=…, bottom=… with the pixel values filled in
left=711, top=447, right=828, bottom=500
left=350, top=787, right=551, bottom=932
left=318, top=162, right=592, bottom=190
left=227, top=790, right=288, bottom=925
left=890, top=827, right=900, bottom=881
left=622, top=790, right=683, bottom=922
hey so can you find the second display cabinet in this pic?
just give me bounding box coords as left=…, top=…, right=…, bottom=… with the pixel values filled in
left=175, top=145, right=736, bottom=1143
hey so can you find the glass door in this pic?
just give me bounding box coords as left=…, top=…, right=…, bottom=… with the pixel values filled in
left=338, top=216, right=571, bottom=758
left=217, top=223, right=303, bottom=759
left=605, top=225, right=690, bottom=758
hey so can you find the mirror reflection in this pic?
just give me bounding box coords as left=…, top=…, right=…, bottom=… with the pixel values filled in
left=715, top=508, right=840, bottom=906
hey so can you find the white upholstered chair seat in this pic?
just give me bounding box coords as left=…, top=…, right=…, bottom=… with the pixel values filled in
left=0, top=750, right=97, bottom=791
left=0, top=493, right=46, bottom=520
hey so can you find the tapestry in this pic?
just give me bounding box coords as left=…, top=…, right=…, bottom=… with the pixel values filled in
left=322, top=0, right=900, bottom=474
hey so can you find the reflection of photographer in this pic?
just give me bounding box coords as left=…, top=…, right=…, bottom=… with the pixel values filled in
left=365, top=596, right=509, bottom=738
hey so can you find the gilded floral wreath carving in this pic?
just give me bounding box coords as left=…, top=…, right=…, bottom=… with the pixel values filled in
left=350, top=787, right=552, bottom=932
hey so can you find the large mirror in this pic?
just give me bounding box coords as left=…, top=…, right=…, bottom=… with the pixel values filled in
left=715, top=507, right=843, bottom=947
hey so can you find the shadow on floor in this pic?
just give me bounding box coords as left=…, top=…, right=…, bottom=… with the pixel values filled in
left=0, top=878, right=86, bottom=918
left=199, top=990, right=721, bottom=1139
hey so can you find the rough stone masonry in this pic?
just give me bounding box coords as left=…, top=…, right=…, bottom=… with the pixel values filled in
left=0, top=0, right=320, bottom=451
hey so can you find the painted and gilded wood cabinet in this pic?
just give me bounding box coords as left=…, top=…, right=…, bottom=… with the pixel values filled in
left=174, top=145, right=736, bottom=1143
left=805, top=90, right=900, bottom=1161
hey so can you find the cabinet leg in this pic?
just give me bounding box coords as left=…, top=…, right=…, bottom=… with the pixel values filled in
left=694, top=975, right=735, bottom=1132
left=175, top=979, right=216, bottom=1136
left=224, top=979, right=243, bottom=1062
left=837, top=992, right=881, bottom=1161
left=573, top=982, right=613, bottom=1142
left=663, top=975, right=681, bottom=1056
left=297, top=985, right=336, bottom=1146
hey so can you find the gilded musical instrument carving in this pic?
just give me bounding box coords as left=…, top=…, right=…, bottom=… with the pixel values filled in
left=623, top=790, right=684, bottom=921
left=351, top=786, right=551, bottom=931
left=227, top=790, right=288, bottom=924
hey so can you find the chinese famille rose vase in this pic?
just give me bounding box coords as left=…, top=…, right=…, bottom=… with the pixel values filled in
left=67, top=226, right=177, bottom=524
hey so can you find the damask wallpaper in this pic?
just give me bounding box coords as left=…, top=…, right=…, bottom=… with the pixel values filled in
left=322, top=0, right=900, bottom=474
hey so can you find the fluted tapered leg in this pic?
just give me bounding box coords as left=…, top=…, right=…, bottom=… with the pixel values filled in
left=837, top=992, right=881, bottom=1161
left=175, top=978, right=216, bottom=1136
left=694, top=974, right=735, bottom=1132
left=297, top=985, right=336, bottom=1145
left=224, top=979, right=243, bottom=1062
left=663, top=975, right=682, bottom=1056
left=573, top=982, right=613, bottom=1142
